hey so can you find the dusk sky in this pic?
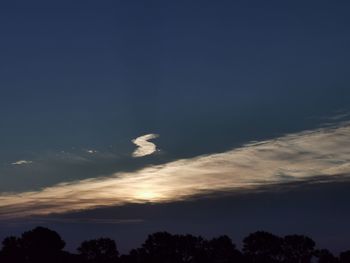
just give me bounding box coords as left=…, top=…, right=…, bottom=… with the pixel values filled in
left=1, top=0, right=350, bottom=254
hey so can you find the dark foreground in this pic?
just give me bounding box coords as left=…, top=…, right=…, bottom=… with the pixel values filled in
left=0, top=226, right=349, bottom=263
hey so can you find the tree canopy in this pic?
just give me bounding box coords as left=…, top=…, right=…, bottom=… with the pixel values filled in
left=0, top=227, right=348, bottom=263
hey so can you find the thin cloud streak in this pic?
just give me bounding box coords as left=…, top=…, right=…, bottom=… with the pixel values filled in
left=11, top=160, right=33, bottom=165
left=1, top=123, right=350, bottom=219
left=132, top=134, right=159, bottom=157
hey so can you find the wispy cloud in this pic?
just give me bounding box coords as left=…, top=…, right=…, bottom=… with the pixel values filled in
left=0, top=217, right=143, bottom=227
left=1, top=123, right=350, bottom=219
left=132, top=134, right=159, bottom=157
left=11, top=160, right=33, bottom=166
left=327, top=112, right=350, bottom=121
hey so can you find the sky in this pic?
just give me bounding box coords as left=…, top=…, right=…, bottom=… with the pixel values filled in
left=1, top=0, right=350, bottom=253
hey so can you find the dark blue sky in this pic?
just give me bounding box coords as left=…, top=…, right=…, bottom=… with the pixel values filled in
left=1, top=0, right=350, bottom=253
left=1, top=0, right=349, bottom=157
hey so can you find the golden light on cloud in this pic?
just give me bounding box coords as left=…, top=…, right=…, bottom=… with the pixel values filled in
left=1, top=123, right=350, bottom=219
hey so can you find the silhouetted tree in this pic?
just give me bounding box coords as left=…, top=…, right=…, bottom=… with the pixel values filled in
left=314, top=249, right=339, bottom=263
left=142, top=231, right=177, bottom=262
left=21, top=226, right=66, bottom=263
left=173, top=234, right=205, bottom=263
left=0, top=226, right=66, bottom=263
left=0, top=236, right=24, bottom=263
left=282, top=235, right=316, bottom=263
left=2, top=226, right=350, bottom=263
left=202, top=235, right=243, bottom=263
left=243, top=231, right=284, bottom=263
left=120, top=232, right=176, bottom=263
left=120, top=248, right=148, bottom=263
left=339, top=250, right=350, bottom=263
left=78, top=238, right=119, bottom=263
left=128, top=232, right=206, bottom=263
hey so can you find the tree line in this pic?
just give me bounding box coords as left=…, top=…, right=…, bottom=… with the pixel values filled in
left=0, top=226, right=349, bottom=263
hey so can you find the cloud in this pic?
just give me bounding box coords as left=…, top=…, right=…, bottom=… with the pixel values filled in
left=11, top=160, right=33, bottom=165
left=0, top=217, right=143, bottom=226
left=328, top=112, right=350, bottom=121
left=132, top=134, right=159, bottom=157
left=1, top=122, right=350, bottom=219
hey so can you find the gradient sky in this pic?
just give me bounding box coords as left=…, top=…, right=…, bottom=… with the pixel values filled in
left=1, top=0, right=350, bottom=254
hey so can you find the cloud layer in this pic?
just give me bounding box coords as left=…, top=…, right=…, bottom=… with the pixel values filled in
left=1, top=123, right=350, bottom=219
left=132, top=134, right=159, bottom=157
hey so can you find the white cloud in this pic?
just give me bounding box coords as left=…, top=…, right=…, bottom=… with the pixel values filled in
left=11, top=160, right=32, bottom=166
left=132, top=134, right=159, bottom=157
left=328, top=112, right=350, bottom=121
left=1, top=122, right=350, bottom=219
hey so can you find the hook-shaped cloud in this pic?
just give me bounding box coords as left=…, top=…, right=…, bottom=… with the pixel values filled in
left=132, top=134, right=159, bottom=157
